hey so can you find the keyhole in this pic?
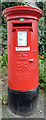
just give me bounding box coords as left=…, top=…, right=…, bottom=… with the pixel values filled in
left=34, top=50, right=36, bottom=53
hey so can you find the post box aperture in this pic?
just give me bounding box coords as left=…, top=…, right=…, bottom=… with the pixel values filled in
left=3, top=6, right=43, bottom=115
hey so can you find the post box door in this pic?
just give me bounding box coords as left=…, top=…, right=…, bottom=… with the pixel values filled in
left=11, top=21, right=38, bottom=91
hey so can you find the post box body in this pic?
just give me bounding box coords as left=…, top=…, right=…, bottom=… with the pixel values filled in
left=8, top=19, right=39, bottom=91
left=3, top=6, right=42, bottom=115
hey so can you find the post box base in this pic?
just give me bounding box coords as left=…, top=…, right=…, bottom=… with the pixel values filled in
left=8, top=86, right=39, bottom=116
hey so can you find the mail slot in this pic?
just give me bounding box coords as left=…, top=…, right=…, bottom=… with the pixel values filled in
left=12, top=22, right=32, bottom=27
left=2, top=6, right=43, bottom=115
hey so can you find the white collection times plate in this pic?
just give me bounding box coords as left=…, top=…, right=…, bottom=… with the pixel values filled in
left=18, top=31, right=27, bottom=46
left=16, top=31, right=30, bottom=51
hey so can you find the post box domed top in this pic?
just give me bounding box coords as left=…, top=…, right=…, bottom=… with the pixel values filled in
left=2, top=6, right=43, bottom=21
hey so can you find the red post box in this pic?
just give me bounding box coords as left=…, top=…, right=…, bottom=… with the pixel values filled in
left=3, top=6, right=43, bottom=115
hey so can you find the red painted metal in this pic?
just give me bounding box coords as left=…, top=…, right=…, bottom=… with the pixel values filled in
left=2, top=6, right=43, bottom=91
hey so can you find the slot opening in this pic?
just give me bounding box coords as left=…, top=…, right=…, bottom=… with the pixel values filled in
left=13, top=23, right=32, bottom=27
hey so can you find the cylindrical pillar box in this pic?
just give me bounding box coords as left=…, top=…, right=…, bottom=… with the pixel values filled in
left=2, top=6, right=43, bottom=115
